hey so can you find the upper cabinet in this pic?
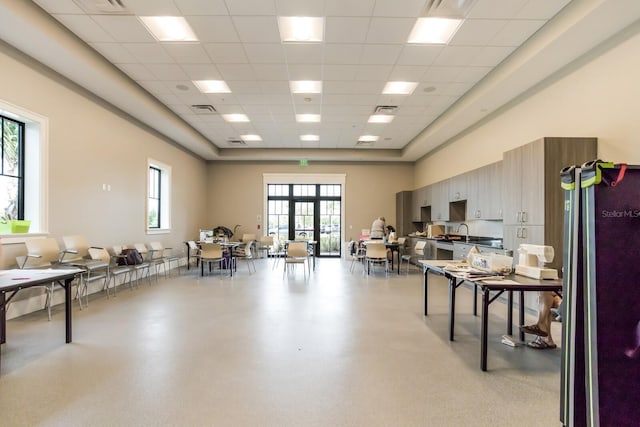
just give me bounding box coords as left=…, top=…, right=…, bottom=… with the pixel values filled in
left=501, top=137, right=597, bottom=272
left=431, top=180, right=449, bottom=222
left=467, top=161, right=503, bottom=220
left=395, top=191, right=413, bottom=236
left=448, top=172, right=468, bottom=202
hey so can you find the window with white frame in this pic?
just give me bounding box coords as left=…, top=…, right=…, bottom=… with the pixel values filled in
left=147, top=159, right=171, bottom=232
left=0, top=99, right=47, bottom=237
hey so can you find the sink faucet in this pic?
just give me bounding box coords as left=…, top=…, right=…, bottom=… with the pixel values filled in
left=457, top=223, right=469, bottom=242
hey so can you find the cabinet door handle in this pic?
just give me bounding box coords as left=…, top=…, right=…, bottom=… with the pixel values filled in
left=522, top=227, right=527, bottom=239
left=475, top=209, right=481, bottom=218
left=521, top=211, right=528, bottom=223
left=516, top=227, right=521, bottom=238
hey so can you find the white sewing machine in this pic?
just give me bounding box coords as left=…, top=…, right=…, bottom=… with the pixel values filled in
left=515, top=244, right=559, bottom=280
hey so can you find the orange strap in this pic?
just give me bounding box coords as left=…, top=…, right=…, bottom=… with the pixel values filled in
left=611, top=164, right=627, bottom=187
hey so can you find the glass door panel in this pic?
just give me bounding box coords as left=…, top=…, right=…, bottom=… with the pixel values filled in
left=320, top=200, right=340, bottom=256
left=294, top=201, right=314, bottom=241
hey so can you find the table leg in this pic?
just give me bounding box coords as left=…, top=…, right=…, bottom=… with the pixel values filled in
left=423, top=267, right=429, bottom=316
left=519, top=291, right=525, bottom=342
left=64, top=278, right=73, bottom=343
left=481, top=288, right=490, bottom=371
left=1, top=291, right=6, bottom=345
left=449, top=277, right=457, bottom=341
left=507, top=291, right=513, bottom=336
left=473, top=284, right=478, bottom=316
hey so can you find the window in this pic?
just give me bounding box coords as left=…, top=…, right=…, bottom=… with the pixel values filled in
left=0, top=99, right=47, bottom=237
left=1, top=114, right=24, bottom=221
left=147, top=159, right=171, bottom=233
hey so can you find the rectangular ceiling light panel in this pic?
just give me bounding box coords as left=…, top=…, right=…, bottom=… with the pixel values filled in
left=407, top=17, right=462, bottom=44
left=139, top=16, right=198, bottom=42
left=278, top=17, right=324, bottom=42
left=296, top=114, right=321, bottom=123
left=193, top=80, right=231, bottom=93
left=368, top=115, right=394, bottom=123
left=290, top=80, right=322, bottom=94
left=382, top=81, right=418, bottom=95
left=300, top=134, right=320, bottom=141
left=222, top=114, right=250, bottom=122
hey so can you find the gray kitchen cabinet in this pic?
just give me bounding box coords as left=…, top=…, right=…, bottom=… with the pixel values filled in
left=448, top=172, right=468, bottom=202
left=431, top=180, right=449, bottom=222
left=467, top=161, right=503, bottom=220
left=412, top=186, right=430, bottom=222
left=502, top=137, right=597, bottom=272
left=395, top=191, right=413, bottom=237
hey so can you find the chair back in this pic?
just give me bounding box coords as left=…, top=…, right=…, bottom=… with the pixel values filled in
left=188, top=240, right=199, bottom=251
left=241, top=234, right=256, bottom=242
left=366, top=243, right=387, bottom=259
left=415, top=240, right=427, bottom=256
left=134, top=243, right=149, bottom=260
left=19, top=238, right=61, bottom=268
left=200, top=243, right=222, bottom=259
left=61, top=235, right=90, bottom=262
left=287, top=241, right=308, bottom=257
left=260, top=235, right=274, bottom=245
left=88, top=247, right=111, bottom=264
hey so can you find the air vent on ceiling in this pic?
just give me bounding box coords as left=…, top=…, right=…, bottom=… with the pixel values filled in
left=423, top=0, right=476, bottom=18
left=73, top=0, right=129, bottom=14
left=356, top=141, right=374, bottom=147
left=190, top=104, right=217, bottom=115
left=227, top=139, right=247, bottom=146
left=374, top=105, right=398, bottom=115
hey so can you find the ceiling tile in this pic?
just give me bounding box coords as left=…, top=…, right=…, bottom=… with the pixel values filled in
left=324, top=80, right=384, bottom=94
left=116, top=63, right=156, bottom=80
left=373, top=0, right=425, bottom=17
left=450, top=19, right=507, bottom=46
left=147, top=64, right=189, bottom=81
left=153, top=92, right=183, bottom=105
left=259, top=81, right=290, bottom=94
left=355, top=65, right=392, bottom=81
left=421, top=66, right=463, bottom=82
left=325, top=0, right=375, bottom=16
left=203, top=43, right=248, bottom=63
left=325, top=17, right=371, bottom=43
left=388, top=65, right=429, bottom=81
left=217, top=64, right=257, bottom=80
left=322, top=94, right=379, bottom=106
left=33, top=0, right=83, bottom=14
left=163, top=44, right=212, bottom=64
left=433, top=46, right=479, bottom=66
left=467, top=0, right=528, bottom=19
left=225, top=0, right=276, bottom=15
left=470, top=46, right=515, bottom=67
left=360, top=45, right=403, bottom=65
left=443, top=82, right=474, bottom=96
left=54, top=15, right=115, bottom=43
left=226, top=81, right=263, bottom=94
left=232, top=16, right=281, bottom=43
left=123, top=43, right=175, bottom=63
left=243, top=43, right=286, bottom=63
left=396, top=45, right=443, bottom=66
left=204, top=93, right=239, bottom=104
left=187, top=16, right=240, bottom=43
left=456, top=66, right=491, bottom=82
left=491, top=20, right=546, bottom=46
left=91, top=16, right=155, bottom=43
left=283, top=44, right=324, bottom=64
left=275, top=0, right=326, bottom=16
left=251, top=64, right=289, bottom=80
left=324, top=44, right=363, bottom=64
left=180, top=64, right=223, bottom=80
left=121, top=0, right=181, bottom=15
left=517, top=0, right=572, bottom=19
left=137, top=80, right=172, bottom=95
left=366, top=18, right=415, bottom=44
left=286, top=64, right=323, bottom=80
left=322, top=64, right=359, bottom=80
left=174, top=0, right=229, bottom=15
left=90, top=43, right=138, bottom=63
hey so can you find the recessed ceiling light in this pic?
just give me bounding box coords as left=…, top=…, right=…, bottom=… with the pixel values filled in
left=139, top=16, right=198, bottom=42
left=176, top=84, right=189, bottom=91
left=192, top=80, right=231, bottom=93
left=358, top=135, right=379, bottom=142
left=382, top=81, right=418, bottom=95
left=290, top=81, right=322, bottom=94
left=423, top=85, right=437, bottom=93
left=222, top=114, right=249, bottom=122
left=278, top=16, right=324, bottom=42
left=296, top=114, right=321, bottom=123
left=368, top=115, right=395, bottom=124
left=241, top=134, right=262, bottom=141
left=300, top=135, right=320, bottom=141
left=407, top=17, right=463, bottom=44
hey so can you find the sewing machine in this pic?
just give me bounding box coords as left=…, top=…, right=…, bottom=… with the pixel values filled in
left=515, top=244, right=559, bottom=280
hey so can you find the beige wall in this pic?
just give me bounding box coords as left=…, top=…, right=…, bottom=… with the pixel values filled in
left=414, top=23, right=640, bottom=187
left=206, top=162, right=413, bottom=242
left=0, top=43, right=209, bottom=268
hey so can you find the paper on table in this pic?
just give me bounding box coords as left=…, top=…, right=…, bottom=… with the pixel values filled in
left=483, top=279, right=520, bottom=285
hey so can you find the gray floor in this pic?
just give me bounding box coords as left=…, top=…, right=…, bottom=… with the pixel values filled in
left=0, top=257, right=563, bottom=426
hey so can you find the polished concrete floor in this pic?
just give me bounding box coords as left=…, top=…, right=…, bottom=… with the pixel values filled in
left=0, top=258, right=563, bottom=426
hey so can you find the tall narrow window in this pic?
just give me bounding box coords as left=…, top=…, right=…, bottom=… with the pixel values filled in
left=0, top=114, right=25, bottom=221
left=147, top=159, right=171, bottom=232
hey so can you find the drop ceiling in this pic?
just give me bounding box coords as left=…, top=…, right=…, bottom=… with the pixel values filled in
left=3, top=0, right=640, bottom=161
